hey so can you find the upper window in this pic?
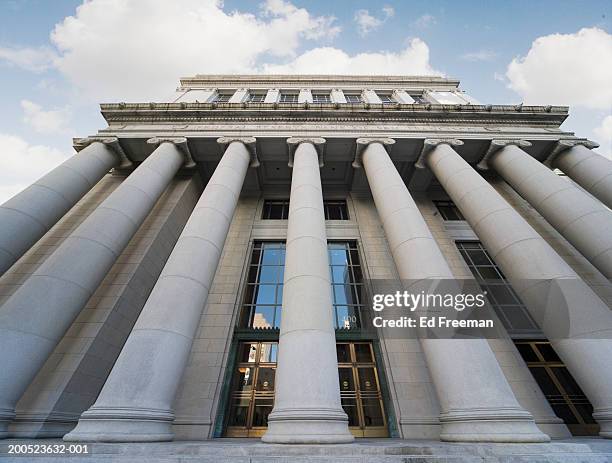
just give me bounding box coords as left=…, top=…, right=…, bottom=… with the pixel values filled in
left=279, top=93, right=298, bottom=103
left=262, top=199, right=349, bottom=220
left=434, top=200, right=465, bottom=221
left=312, top=93, right=331, bottom=103
left=377, top=93, right=395, bottom=104
left=214, top=92, right=233, bottom=103
left=262, top=200, right=290, bottom=220
left=345, top=93, right=363, bottom=104
left=324, top=200, right=349, bottom=220
left=247, top=92, right=266, bottom=103
left=409, top=93, right=428, bottom=104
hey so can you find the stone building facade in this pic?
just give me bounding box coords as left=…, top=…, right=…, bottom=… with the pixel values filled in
left=0, top=75, right=611, bottom=444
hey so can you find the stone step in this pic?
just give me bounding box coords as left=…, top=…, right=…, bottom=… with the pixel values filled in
left=1, top=439, right=611, bottom=463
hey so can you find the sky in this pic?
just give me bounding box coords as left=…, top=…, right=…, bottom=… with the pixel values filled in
left=0, top=0, right=611, bottom=203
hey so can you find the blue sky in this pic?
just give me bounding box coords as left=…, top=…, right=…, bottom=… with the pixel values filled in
left=0, top=0, right=610, bottom=202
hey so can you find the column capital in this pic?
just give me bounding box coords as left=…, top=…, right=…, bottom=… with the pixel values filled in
left=352, top=137, right=395, bottom=168
left=217, top=136, right=259, bottom=167
left=415, top=138, right=463, bottom=169
left=544, top=138, right=600, bottom=166
left=477, top=139, right=532, bottom=170
left=287, top=137, right=325, bottom=167
left=147, top=137, right=196, bottom=168
left=73, top=136, right=133, bottom=169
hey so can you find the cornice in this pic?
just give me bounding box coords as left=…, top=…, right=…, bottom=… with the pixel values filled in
left=99, top=103, right=568, bottom=127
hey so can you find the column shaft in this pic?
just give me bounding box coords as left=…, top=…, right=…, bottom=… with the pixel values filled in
left=0, top=142, right=184, bottom=438
left=64, top=141, right=251, bottom=442
left=361, top=141, right=547, bottom=442
left=262, top=141, right=353, bottom=443
left=490, top=144, right=612, bottom=279
left=0, top=142, right=118, bottom=276
left=426, top=142, right=612, bottom=438
left=553, top=144, right=612, bottom=209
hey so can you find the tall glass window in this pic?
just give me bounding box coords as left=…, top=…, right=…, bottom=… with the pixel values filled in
left=456, top=241, right=539, bottom=335
left=239, top=241, right=364, bottom=330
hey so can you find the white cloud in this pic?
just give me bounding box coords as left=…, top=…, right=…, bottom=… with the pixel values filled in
left=21, top=100, right=71, bottom=134
left=354, top=7, right=394, bottom=36
left=594, top=115, right=612, bottom=159
left=460, top=50, right=497, bottom=62
left=43, top=0, right=341, bottom=102
left=412, top=14, right=436, bottom=29
left=0, top=45, right=56, bottom=72
left=0, top=134, right=70, bottom=204
left=506, top=27, right=612, bottom=109
left=261, top=39, right=442, bottom=75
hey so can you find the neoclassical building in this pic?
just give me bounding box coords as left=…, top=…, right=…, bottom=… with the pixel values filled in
left=0, top=75, right=611, bottom=445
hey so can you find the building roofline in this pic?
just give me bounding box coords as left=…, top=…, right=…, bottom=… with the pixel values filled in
left=179, top=74, right=461, bottom=87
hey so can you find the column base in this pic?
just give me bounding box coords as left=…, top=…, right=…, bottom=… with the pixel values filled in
left=594, top=407, right=612, bottom=438
left=63, top=406, right=174, bottom=442
left=0, top=407, right=15, bottom=439
left=439, top=407, right=550, bottom=443
left=261, top=408, right=354, bottom=444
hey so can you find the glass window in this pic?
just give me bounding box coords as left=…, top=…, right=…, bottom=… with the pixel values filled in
left=377, top=93, right=395, bottom=104
left=247, top=93, right=266, bottom=103
left=324, top=200, right=349, bottom=220
left=456, top=241, right=539, bottom=334
left=345, top=93, right=362, bottom=104
left=214, top=92, right=233, bottom=103
left=409, top=93, right=428, bottom=104
left=433, top=200, right=465, bottom=221
left=262, top=200, right=289, bottom=219
left=329, top=241, right=364, bottom=330
left=312, top=93, right=331, bottom=103
left=279, top=93, right=298, bottom=103
left=240, top=242, right=285, bottom=329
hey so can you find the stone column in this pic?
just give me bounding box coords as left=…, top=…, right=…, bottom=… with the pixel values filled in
left=64, top=138, right=255, bottom=442
left=549, top=140, right=612, bottom=209
left=0, top=140, right=187, bottom=438
left=0, top=138, right=128, bottom=276
left=357, top=138, right=547, bottom=442
left=262, top=138, right=353, bottom=444
left=481, top=140, right=612, bottom=280
left=422, top=139, right=612, bottom=438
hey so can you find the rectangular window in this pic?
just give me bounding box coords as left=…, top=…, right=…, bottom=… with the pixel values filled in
left=345, top=94, right=362, bottom=104
left=433, top=200, right=465, bottom=221
left=261, top=200, right=290, bottom=219
left=324, top=200, right=349, bottom=220
left=239, top=241, right=364, bottom=330
left=247, top=93, right=266, bottom=103
left=262, top=200, right=348, bottom=220
left=409, top=93, right=428, bottom=104
left=456, top=241, right=539, bottom=335
left=377, top=93, right=395, bottom=104
left=312, top=93, right=331, bottom=103
left=214, top=92, right=233, bottom=103
left=279, top=93, right=298, bottom=103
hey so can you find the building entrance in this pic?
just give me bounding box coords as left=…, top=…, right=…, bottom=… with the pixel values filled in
left=224, top=341, right=388, bottom=437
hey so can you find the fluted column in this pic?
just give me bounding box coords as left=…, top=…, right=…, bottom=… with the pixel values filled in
left=422, top=139, right=612, bottom=438
left=0, top=140, right=186, bottom=438
left=262, top=138, right=353, bottom=444
left=550, top=140, right=612, bottom=209
left=0, top=138, right=128, bottom=276
left=64, top=138, right=254, bottom=442
left=482, top=140, right=612, bottom=280
left=358, top=138, right=547, bottom=442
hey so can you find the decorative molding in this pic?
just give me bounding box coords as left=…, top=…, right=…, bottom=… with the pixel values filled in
left=147, top=136, right=196, bottom=168
left=286, top=137, right=326, bottom=167
left=352, top=137, right=395, bottom=168
left=544, top=138, right=599, bottom=166
left=217, top=136, right=259, bottom=167
left=477, top=139, right=532, bottom=170
left=73, top=136, right=133, bottom=168
left=415, top=138, right=464, bottom=169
